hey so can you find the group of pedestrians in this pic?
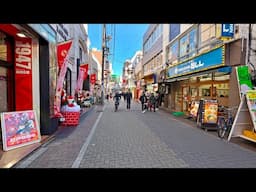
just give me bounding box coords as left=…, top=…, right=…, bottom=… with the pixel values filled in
left=112, top=89, right=133, bottom=111
left=139, top=91, right=160, bottom=113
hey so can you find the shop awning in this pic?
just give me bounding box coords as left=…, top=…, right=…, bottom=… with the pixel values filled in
left=165, top=66, right=232, bottom=83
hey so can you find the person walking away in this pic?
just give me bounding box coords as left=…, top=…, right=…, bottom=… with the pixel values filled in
left=149, top=92, right=156, bottom=112
left=139, top=91, right=147, bottom=113
left=126, top=88, right=133, bottom=110
left=155, top=91, right=160, bottom=111
left=113, top=91, right=121, bottom=111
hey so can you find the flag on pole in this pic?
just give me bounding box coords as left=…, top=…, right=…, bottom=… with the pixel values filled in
left=54, top=40, right=73, bottom=118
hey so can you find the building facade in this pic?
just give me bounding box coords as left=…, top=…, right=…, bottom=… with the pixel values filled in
left=142, top=24, right=165, bottom=93
left=0, top=24, right=58, bottom=136
left=162, top=24, right=252, bottom=115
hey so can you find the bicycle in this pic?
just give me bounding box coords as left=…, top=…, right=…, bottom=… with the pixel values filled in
left=217, top=106, right=237, bottom=139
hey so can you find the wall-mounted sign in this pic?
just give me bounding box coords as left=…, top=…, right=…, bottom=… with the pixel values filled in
left=216, top=24, right=234, bottom=40
left=15, top=37, right=33, bottom=111
left=1, top=110, right=41, bottom=151
left=166, top=46, right=224, bottom=79
left=221, top=24, right=234, bottom=38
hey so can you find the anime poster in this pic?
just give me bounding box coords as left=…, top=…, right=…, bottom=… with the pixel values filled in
left=1, top=110, right=41, bottom=151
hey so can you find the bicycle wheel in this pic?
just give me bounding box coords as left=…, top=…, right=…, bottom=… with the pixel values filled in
left=217, top=117, right=227, bottom=138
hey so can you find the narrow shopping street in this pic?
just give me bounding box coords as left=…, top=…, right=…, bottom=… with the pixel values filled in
left=14, top=100, right=256, bottom=168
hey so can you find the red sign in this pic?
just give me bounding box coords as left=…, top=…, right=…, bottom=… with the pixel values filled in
left=15, top=38, right=33, bottom=111
left=1, top=110, right=41, bottom=151
left=90, top=73, right=96, bottom=84
left=80, top=64, right=88, bottom=80
left=57, top=40, right=72, bottom=69
left=54, top=40, right=73, bottom=117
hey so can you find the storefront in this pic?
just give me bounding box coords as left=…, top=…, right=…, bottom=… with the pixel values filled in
left=0, top=24, right=59, bottom=138
left=143, top=73, right=158, bottom=93
left=165, top=40, right=245, bottom=115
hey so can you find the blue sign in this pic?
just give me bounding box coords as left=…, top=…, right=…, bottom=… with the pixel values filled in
left=221, top=24, right=234, bottom=38
left=167, top=46, right=224, bottom=79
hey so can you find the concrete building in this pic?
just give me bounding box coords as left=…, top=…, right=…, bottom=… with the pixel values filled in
left=142, top=24, right=167, bottom=93
left=161, top=24, right=255, bottom=117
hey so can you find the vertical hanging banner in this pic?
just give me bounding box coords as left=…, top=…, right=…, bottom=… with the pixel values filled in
left=15, top=38, right=33, bottom=111
left=90, top=73, right=96, bottom=84
left=75, top=64, right=88, bottom=92
left=54, top=40, right=73, bottom=117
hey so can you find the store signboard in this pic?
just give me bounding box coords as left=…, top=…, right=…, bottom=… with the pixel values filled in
left=203, top=100, right=218, bottom=124
left=236, top=65, right=253, bottom=95
left=1, top=110, right=41, bottom=151
left=167, top=46, right=224, bottom=79
left=190, top=101, right=199, bottom=118
left=221, top=24, right=234, bottom=38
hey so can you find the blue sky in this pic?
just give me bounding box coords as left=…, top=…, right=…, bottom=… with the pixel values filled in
left=88, top=24, right=149, bottom=76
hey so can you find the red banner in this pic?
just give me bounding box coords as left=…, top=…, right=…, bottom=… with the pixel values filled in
left=80, top=64, right=88, bottom=80
left=75, top=64, right=88, bottom=92
left=57, top=40, right=72, bottom=69
left=15, top=38, right=33, bottom=111
left=54, top=40, right=73, bottom=117
left=90, top=73, right=96, bottom=84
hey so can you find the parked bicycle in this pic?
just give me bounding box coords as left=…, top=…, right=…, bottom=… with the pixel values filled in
left=217, top=106, right=237, bottom=139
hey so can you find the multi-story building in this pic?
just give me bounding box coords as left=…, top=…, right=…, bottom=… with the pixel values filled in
left=50, top=24, right=89, bottom=96
left=142, top=24, right=165, bottom=93
left=132, top=51, right=143, bottom=100
left=162, top=24, right=254, bottom=115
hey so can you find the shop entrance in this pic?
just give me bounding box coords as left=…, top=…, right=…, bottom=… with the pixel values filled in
left=182, top=86, right=189, bottom=113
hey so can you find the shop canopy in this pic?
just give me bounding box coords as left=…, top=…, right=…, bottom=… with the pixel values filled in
left=165, top=66, right=232, bottom=83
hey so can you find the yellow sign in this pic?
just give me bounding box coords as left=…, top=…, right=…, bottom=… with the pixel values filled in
left=246, top=90, right=256, bottom=100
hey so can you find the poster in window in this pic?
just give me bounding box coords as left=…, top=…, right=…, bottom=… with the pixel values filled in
left=168, top=41, right=178, bottom=63
left=203, top=100, right=218, bottom=124
left=1, top=110, right=41, bottom=151
left=180, top=35, right=189, bottom=57
left=189, top=28, right=197, bottom=56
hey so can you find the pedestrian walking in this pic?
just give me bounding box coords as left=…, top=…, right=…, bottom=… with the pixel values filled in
left=149, top=92, right=156, bottom=112
left=126, top=88, right=132, bottom=110
left=139, top=91, right=147, bottom=113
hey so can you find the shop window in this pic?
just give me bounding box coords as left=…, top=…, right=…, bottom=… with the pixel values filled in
left=0, top=31, right=7, bottom=61
left=215, top=83, right=229, bottom=97
left=199, top=84, right=211, bottom=97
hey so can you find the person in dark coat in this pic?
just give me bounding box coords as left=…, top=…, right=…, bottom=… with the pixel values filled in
left=126, top=88, right=133, bottom=110
left=139, top=91, right=147, bottom=113
left=149, top=92, right=156, bottom=112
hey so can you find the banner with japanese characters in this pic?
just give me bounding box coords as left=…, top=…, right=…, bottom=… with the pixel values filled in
left=75, top=64, right=88, bottom=93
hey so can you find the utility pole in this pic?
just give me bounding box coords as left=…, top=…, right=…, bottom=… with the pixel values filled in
left=101, top=24, right=106, bottom=105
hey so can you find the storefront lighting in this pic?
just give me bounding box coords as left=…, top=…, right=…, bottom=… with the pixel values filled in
left=16, top=32, right=26, bottom=38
